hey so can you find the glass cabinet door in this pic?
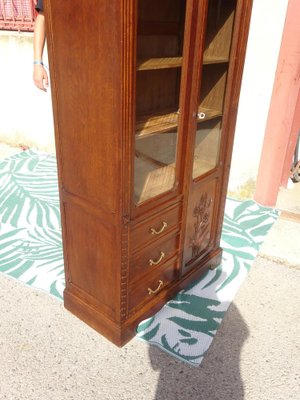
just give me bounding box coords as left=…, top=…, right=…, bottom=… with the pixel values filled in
left=134, top=0, right=187, bottom=204
left=192, top=0, right=237, bottom=179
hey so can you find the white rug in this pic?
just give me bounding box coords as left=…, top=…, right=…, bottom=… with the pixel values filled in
left=0, top=150, right=278, bottom=366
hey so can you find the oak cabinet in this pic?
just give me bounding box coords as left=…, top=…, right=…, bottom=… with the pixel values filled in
left=45, top=0, right=252, bottom=346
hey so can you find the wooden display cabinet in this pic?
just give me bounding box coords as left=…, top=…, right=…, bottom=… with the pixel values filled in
left=45, top=0, right=253, bottom=346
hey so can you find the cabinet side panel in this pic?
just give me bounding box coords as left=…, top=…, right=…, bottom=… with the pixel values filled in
left=45, top=0, right=121, bottom=213
left=64, top=202, right=117, bottom=315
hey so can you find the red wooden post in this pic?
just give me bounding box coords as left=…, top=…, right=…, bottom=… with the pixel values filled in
left=254, top=0, right=300, bottom=207
left=280, top=89, right=300, bottom=186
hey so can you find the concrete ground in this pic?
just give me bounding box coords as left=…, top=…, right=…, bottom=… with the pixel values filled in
left=0, top=143, right=299, bottom=400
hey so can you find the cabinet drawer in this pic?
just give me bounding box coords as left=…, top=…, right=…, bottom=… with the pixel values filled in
left=130, top=204, right=181, bottom=252
left=128, top=258, right=178, bottom=312
left=129, top=234, right=179, bottom=282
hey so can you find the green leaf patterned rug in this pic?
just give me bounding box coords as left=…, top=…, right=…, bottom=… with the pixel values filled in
left=0, top=150, right=278, bottom=366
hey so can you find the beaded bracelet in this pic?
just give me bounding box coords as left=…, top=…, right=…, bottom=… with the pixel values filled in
left=33, top=60, right=44, bottom=65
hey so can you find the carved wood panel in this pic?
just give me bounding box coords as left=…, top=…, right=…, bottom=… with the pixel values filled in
left=182, top=178, right=217, bottom=272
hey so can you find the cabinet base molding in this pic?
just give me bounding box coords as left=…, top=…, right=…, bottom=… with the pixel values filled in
left=64, top=248, right=222, bottom=347
left=64, top=289, right=132, bottom=347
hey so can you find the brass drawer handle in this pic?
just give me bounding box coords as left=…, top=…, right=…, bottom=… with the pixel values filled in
left=149, top=251, right=165, bottom=266
left=150, top=221, right=168, bottom=235
left=148, top=280, right=164, bottom=295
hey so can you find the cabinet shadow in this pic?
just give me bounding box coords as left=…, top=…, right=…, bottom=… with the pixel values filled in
left=148, top=302, right=249, bottom=400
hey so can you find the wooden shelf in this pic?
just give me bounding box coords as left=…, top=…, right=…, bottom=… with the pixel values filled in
left=137, top=57, right=182, bottom=71
left=134, top=161, right=175, bottom=204
left=197, top=107, right=223, bottom=122
left=136, top=109, right=179, bottom=138
left=202, top=55, right=229, bottom=65
left=135, top=150, right=168, bottom=167
left=136, top=54, right=228, bottom=71
left=136, top=107, right=222, bottom=137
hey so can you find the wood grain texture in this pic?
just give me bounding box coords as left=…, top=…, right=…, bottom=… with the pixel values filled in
left=130, top=202, right=182, bottom=252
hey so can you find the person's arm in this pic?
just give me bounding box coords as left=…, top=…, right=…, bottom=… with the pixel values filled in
left=33, top=12, right=49, bottom=91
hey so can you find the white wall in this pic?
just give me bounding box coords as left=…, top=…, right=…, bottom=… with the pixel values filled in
left=228, top=0, right=289, bottom=191
left=0, top=31, right=55, bottom=152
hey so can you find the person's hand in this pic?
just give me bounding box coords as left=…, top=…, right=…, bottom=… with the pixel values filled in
left=33, top=64, right=49, bottom=92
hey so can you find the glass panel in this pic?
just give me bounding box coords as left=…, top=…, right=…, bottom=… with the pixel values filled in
left=193, top=118, right=222, bottom=178
left=134, top=0, right=186, bottom=204
left=192, top=0, right=236, bottom=180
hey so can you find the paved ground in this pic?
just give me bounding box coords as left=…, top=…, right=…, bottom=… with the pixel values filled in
left=0, top=144, right=299, bottom=399
left=0, top=256, right=299, bottom=400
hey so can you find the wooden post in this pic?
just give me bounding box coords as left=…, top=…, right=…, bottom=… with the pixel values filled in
left=254, top=0, right=300, bottom=207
